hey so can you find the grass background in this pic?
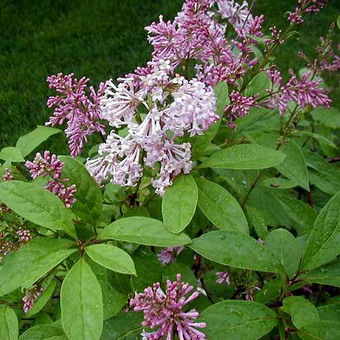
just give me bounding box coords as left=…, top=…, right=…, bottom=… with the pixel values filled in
left=0, top=0, right=339, bottom=149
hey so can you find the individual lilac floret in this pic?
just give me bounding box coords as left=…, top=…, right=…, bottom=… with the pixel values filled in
left=46, top=73, right=106, bottom=157
left=26, top=151, right=77, bottom=208
left=130, top=274, right=206, bottom=340
left=216, top=271, right=231, bottom=285
left=158, top=247, right=185, bottom=265
left=2, top=168, right=14, bottom=181
left=23, top=285, right=44, bottom=313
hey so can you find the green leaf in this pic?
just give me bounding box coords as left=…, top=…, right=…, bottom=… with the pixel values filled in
left=282, top=296, right=319, bottom=329
left=298, top=321, right=340, bottom=340
left=0, top=306, right=18, bottom=340
left=318, top=304, right=340, bottom=322
left=275, top=141, right=309, bottom=191
left=200, top=300, right=277, bottom=340
left=162, top=174, right=198, bottom=233
left=303, top=258, right=340, bottom=287
left=302, top=191, right=340, bottom=270
left=131, top=247, right=162, bottom=292
left=190, top=231, right=281, bottom=272
left=0, top=238, right=76, bottom=296
left=99, top=217, right=191, bottom=247
left=16, top=126, right=61, bottom=157
left=26, top=279, right=57, bottom=317
left=311, top=107, right=340, bottom=129
left=266, top=229, right=302, bottom=277
left=191, top=82, right=229, bottom=159
left=85, top=244, right=136, bottom=275
left=59, top=156, right=103, bottom=224
left=90, top=264, right=127, bottom=321
left=337, top=15, right=340, bottom=30
left=254, top=277, right=282, bottom=305
left=162, top=263, right=197, bottom=288
left=0, top=147, right=25, bottom=162
left=245, top=71, right=271, bottom=97
left=19, top=324, right=67, bottom=340
left=102, top=312, right=143, bottom=340
left=0, top=181, right=76, bottom=238
left=199, top=144, right=285, bottom=170
left=196, top=177, right=248, bottom=233
left=294, top=130, right=337, bottom=149
left=261, top=177, right=297, bottom=189
left=61, top=258, right=103, bottom=340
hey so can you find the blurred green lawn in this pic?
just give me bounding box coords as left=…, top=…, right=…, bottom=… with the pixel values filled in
left=0, top=0, right=339, bottom=149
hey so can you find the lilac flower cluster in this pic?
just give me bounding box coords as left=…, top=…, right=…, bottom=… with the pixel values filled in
left=225, top=91, right=257, bottom=128
left=25, top=151, right=77, bottom=208
left=46, top=73, right=106, bottom=157
left=86, top=68, right=217, bottom=195
left=130, top=274, right=206, bottom=340
left=2, top=168, right=14, bottom=181
left=146, top=0, right=263, bottom=87
left=23, top=285, right=44, bottom=313
left=264, top=69, right=331, bottom=115
left=288, top=0, right=328, bottom=25
left=216, top=271, right=231, bottom=285
left=16, top=228, right=32, bottom=243
left=158, top=246, right=185, bottom=265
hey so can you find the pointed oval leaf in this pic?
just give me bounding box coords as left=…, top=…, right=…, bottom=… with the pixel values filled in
left=99, top=217, right=191, bottom=247
left=298, top=321, right=340, bottom=340
left=199, top=144, right=285, bottom=170
left=302, top=191, right=340, bottom=270
left=282, top=296, right=320, bottom=329
left=189, top=230, right=281, bottom=272
left=86, top=244, right=136, bottom=275
left=303, top=258, right=340, bottom=288
left=102, top=312, right=143, bottom=340
left=59, top=156, right=103, bottom=224
left=19, top=324, right=67, bottom=340
left=0, top=306, right=18, bottom=340
left=0, top=238, right=75, bottom=296
left=266, top=229, right=302, bottom=278
left=0, top=181, right=76, bottom=238
left=16, top=126, right=61, bottom=157
left=196, top=178, right=248, bottom=233
left=0, top=147, right=25, bottom=162
left=275, top=141, right=309, bottom=191
left=200, top=300, right=277, bottom=340
left=61, top=258, right=103, bottom=340
left=162, top=174, right=198, bottom=233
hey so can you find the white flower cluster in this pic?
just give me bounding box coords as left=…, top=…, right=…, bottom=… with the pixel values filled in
left=86, top=63, right=217, bottom=195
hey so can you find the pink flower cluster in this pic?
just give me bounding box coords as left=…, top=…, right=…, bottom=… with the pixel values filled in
left=23, top=285, right=44, bottom=313
left=225, top=91, right=257, bottom=128
left=146, top=0, right=263, bottom=87
left=25, top=151, right=77, bottom=208
left=288, top=0, right=327, bottom=24
left=130, top=274, right=206, bottom=340
left=46, top=73, right=106, bottom=157
left=264, top=69, right=331, bottom=115
left=86, top=68, right=217, bottom=195
left=16, top=228, right=31, bottom=243
left=158, top=246, right=185, bottom=265
left=216, top=271, right=231, bottom=285
left=2, top=168, right=14, bottom=181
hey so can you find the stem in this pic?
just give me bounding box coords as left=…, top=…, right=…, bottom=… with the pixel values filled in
left=240, top=170, right=264, bottom=208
